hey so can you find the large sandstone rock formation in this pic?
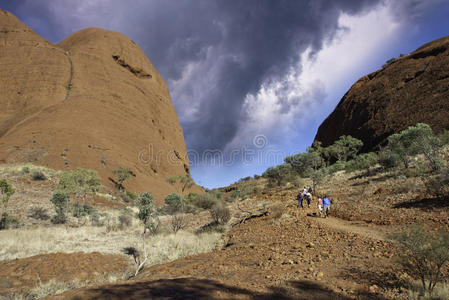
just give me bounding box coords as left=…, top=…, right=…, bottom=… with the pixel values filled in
left=315, top=35, right=449, bottom=152
left=0, top=10, right=194, bottom=201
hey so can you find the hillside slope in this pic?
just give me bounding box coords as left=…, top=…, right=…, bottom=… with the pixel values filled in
left=0, top=10, right=193, bottom=200
left=315, top=35, right=449, bottom=152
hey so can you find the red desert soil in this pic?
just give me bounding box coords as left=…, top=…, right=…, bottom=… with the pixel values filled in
left=47, top=172, right=449, bottom=299
left=0, top=252, right=130, bottom=297
left=0, top=9, right=200, bottom=202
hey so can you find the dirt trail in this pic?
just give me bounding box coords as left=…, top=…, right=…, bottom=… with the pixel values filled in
left=314, top=216, right=387, bottom=241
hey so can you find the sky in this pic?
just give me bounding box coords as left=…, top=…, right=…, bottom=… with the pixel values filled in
left=2, top=0, right=449, bottom=188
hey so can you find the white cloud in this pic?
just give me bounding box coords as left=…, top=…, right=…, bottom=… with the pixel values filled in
left=228, top=3, right=402, bottom=152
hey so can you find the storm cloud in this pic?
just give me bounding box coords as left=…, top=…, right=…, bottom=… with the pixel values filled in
left=3, top=0, right=448, bottom=162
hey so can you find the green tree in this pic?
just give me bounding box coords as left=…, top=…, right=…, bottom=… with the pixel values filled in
left=166, top=174, right=194, bottom=194
left=58, top=168, right=101, bottom=205
left=0, top=179, right=15, bottom=229
left=328, top=135, right=363, bottom=162
left=50, top=191, right=70, bottom=224
left=164, top=193, right=187, bottom=213
left=387, top=123, right=442, bottom=170
left=112, top=166, right=132, bottom=190
left=262, top=164, right=293, bottom=186
left=284, top=152, right=324, bottom=177
left=345, top=152, right=378, bottom=174
left=137, top=192, right=157, bottom=234
left=390, top=225, right=449, bottom=295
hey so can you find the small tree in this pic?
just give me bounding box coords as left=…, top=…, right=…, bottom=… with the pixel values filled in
left=0, top=179, right=15, bottom=229
left=112, top=166, right=132, bottom=190
left=262, top=164, right=293, bottom=186
left=345, top=152, right=378, bottom=174
left=386, top=123, right=442, bottom=170
left=166, top=174, right=194, bottom=194
left=210, top=202, right=231, bottom=224
left=285, top=152, right=324, bottom=176
left=328, top=135, right=363, bottom=162
left=164, top=193, right=187, bottom=213
left=50, top=191, right=69, bottom=224
left=137, top=192, right=157, bottom=234
left=58, top=168, right=101, bottom=206
left=390, top=225, right=449, bottom=295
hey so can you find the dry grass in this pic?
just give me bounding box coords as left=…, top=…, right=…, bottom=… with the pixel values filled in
left=0, top=225, right=222, bottom=265
left=407, top=282, right=449, bottom=300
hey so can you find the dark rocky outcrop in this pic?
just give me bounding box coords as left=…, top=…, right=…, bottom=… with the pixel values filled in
left=315, top=35, right=449, bottom=152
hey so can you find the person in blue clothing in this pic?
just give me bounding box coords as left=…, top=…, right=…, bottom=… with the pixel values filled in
left=322, top=195, right=331, bottom=218
left=296, top=191, right=304, bottom=208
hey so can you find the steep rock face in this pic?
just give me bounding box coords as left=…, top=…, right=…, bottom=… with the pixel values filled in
left=0, top=10, right=194, bottom=201
left=315, top=35, right=449, bottom=152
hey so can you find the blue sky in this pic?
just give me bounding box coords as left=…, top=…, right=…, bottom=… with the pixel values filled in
left=2, top=0, right=449, bottom=188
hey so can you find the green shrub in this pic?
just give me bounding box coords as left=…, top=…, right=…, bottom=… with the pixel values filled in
left=426, top=168, right=449, bottom=198
left=29, top=207, right=50, bottom=220
left=31, top=171, right=46, bottom=181
left=210, top=202, right=230, bottom=224
left=50, top=191, right=69, bottom=224
left=378, top=150, right=401, bottom=170
left=0, top=214, right=20, bottom=229
left=137, top=192, right=157, bottom=234
left=166, top=174, right=194, bottom=193
left=21, top=166, right=30, bottom=174
left=327, top=135, right=363, bottom=162
left=0, top=179, right=15, bottom=229
left=262, top=164, right=295, bottom=186
left=389, top=225, right=449, bottom=294
left=189, top=193, right=217, bottom=210
left=438, top=130, right=449, bottom=146
left=345, top=152, right=378, bottom=173
left=164, top=193, right=186, bottom=214
left=325, top=160, right=347, bottom=174
left=58, top=168, right=101, bottom=205
left=112, top=166, right=132, bottom=190
left=71, top=203, right=95, bottom=218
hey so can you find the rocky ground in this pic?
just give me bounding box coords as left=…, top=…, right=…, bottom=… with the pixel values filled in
left=1, top=166, right=448, bottom=299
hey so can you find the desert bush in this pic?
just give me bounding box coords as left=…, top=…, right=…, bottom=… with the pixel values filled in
left=189, top=193, right=217, bottom=210
left=327, top=135, right=363, bottom=162
left=285, top=151, right=324, bottom=176
left=0, top=179, right=16, bottom=230
left=164, top=193, right=186, bottom=214
left=426, top=168, right=449, bottom=198
left=112, top=166, right=132, bottom=190
left=386, top=123, right=442, bottom=171
left=72, top=203, right=95, bottom=218
left=118, top=209, right=133, bottom=228
left=90, top=212, right=105, bottom=226
left=29, top=207, right=50, bottom=220
left=325, top=160, right=347, bottom=174
left=58, top=168, right=101, bottom=205
left=196, top=221, right=226, bottom=234
left=389, top=225, right=449, bottom=295
left=166, top=174, right=194, bottom=193
left=50, top=191, right=69, bottom=224
left=137, top=192, right=157, bottom=234
left=262, top=164, right=295, bottom=186
left=21, top=166, right=30, bottom=174
left=438, top=130, right=449, bottom=146
left=378, top=149, right=401, bottom=170
left=31, top=170, right=46, bottom=180
left=171, top=214, right=187, bottom=233
left=345, top=152, right=378, bottom=173
left=210, top=202, right=230, bottom=224
left=0, top=214, right=20, bottom=229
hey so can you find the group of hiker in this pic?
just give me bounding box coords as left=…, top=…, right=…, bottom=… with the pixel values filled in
left=296, top=186, right=331, bottom=218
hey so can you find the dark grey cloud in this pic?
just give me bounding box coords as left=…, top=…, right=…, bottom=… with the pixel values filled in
left=2, top=0, right=445, bottom=161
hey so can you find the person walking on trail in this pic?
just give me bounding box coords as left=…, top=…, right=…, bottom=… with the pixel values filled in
left=317, top=197, right=323, bottom=218
left=296, top=191, right=304, bottom=208
left=322, top=195, right=331, bottom=218
left=306, top=192, right=312, bottom=208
